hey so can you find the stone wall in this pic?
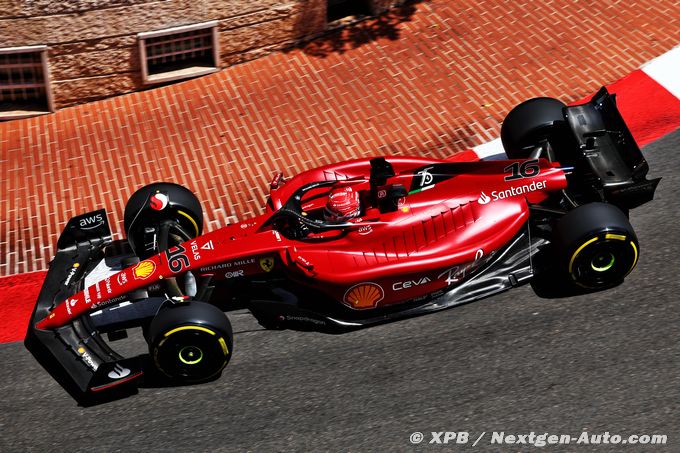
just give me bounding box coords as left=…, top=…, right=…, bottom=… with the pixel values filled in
left=0, top=0, right=405, bottom=110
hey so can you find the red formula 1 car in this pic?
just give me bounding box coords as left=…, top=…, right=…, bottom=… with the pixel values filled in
left=26, top=88, right=659, bottom=402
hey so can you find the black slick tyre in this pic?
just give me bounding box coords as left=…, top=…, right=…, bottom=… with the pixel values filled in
left=123, top=182, right=203, bottom=258
left=552, top=202, right=639, bottom=289
left=501, top=97, right=566, bottom=159
left=147, top=301, right=233, bottom=383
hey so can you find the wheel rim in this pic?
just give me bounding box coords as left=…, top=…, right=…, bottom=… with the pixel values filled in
left=569, top=234, right=638, bottom=288
left=591, top=252, right=615, bottom=272
left=153, top=327, right=229, bottom=381
left=178, top=345, right=204, bottom=365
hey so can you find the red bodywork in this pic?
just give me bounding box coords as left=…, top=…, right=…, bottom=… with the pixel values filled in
left=37, top=157, right=567, bottom=330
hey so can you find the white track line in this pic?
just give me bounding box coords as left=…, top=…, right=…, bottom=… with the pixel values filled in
left=473, top=137, right=506, bottom=160
left=642, top=44, right=680, bottom=101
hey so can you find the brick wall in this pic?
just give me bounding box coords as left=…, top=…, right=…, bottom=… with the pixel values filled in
left=0, top=0, right=404, bottom=109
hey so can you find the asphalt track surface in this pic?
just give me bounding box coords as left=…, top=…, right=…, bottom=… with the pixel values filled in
left=2, top=130, right=679, bottom=452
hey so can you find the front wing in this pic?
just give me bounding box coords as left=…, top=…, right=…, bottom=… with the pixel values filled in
left=24, top=210, right=145, bottom=402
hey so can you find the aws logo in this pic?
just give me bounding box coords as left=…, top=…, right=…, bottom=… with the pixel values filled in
left=79, top=213, right=105, bottom=230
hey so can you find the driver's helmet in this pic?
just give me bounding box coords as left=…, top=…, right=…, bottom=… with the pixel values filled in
left=324, top=186, right=361, bottom=221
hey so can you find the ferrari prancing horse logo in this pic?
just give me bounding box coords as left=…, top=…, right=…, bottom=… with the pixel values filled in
left=259, top=257, right=275, bottom=272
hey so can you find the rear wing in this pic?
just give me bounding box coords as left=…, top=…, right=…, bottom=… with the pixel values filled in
left=24, top=210, right=144, bottom=403
left=565, top=87, right=660, bottom=208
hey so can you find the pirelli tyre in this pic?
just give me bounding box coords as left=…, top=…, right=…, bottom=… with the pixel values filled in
left=148, top=301, right=233, bottom=383
left=124, top=182, right=203, bottom=258
left=501, top=97, right=567, bottom=159
left=553, top=202, right=639, bottom=289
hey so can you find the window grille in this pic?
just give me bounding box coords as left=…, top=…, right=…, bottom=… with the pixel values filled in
left=139, top=22, right=219, bottom=84
left=0, top=46, right=53, bottom=120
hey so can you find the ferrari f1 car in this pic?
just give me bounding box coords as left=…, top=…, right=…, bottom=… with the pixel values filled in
left=26, top=88, right=659, bottom=402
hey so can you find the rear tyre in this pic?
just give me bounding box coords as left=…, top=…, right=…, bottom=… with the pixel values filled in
left=501, top=97, right=566, bottom=159
left=552, top=202, right=639, bottom=289
left=148, top=301, right=233, bottom=383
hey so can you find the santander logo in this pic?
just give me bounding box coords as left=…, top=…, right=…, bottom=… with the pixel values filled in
left=477, top=192, right=491, bottom=205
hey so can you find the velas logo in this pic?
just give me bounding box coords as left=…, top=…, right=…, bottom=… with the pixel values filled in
left=149, top=193, right=169, bottom=211
left=478, top=192, right=491, bottom=205
left=132, top=260, right=156, bottom=279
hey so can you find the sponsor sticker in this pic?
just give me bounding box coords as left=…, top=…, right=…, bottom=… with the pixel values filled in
left=149, top=192, right=169, bottom=211
left=358, top=225, right=373, bottom=235
left=392, top=276, right=432, bottom=291
left=64, top=263, right=80, bottom=286
left=65, top=298, right=77, bottom=315
left=259, top=257, right=275, bottom=272
left=78, top=346, right=97, bottom=369
left=79, top=214, right=104, bottom=230
left=200, top=258, right=255, bottom=273
left=478, top=180, right=547, bottom=204
left=343, top=282, right=385, bottom=309
left=108, top=363, right=131, bottom=379
left=416, top=166, right=435, bottom=187
left=132, top=260, right=156, bottom=280
left=225, top=270, right=245, bottom=279
left=190, top=240, right=201, bottom=260
left=117, top=272, right=128, bottom=285
left=285, top=315, right=325, bottom=326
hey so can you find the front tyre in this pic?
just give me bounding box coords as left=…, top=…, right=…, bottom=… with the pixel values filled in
left=148, top=301, right=233, bottom=383
left=553, top=202, right=639, bottom=289
left=124, top=182, right=203, bottom=258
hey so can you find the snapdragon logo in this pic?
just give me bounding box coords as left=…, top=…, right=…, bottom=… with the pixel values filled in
left=479, top=180, right=547, bottom=204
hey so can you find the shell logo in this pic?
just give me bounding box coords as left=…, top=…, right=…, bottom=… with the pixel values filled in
left=132, top=260, right=156, bottom=280
left=343, top=282, right=384, bottom=309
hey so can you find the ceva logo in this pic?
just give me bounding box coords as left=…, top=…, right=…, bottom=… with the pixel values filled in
left=478, top=192, right=491, bottom=205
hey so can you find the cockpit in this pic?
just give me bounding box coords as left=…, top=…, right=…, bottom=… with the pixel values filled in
left=265, top=158, right=409, bottom=239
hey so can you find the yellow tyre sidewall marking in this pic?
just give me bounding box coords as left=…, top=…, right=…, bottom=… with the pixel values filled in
left=626, top=241, right=639, bottom=277
left=569, top=234, right=639, bottom=278
left=605, top=233, right=627, bottom=241
left=162, top=325, right=229, bottom=355
left=569, top=237, right=599, bottom=274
